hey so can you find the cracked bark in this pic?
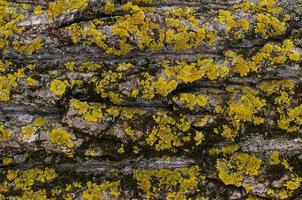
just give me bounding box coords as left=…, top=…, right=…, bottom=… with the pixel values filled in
left=1, top=0, right=302, bottom=199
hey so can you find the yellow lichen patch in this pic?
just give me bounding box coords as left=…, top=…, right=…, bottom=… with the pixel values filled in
left=13, top=38, right=43, bottom=55
left=216, top=153, right=262, bottom=187
left=275, top=91, right=291, bottom=105
left=259, top=80, right=295, bottom=95
left=225, top=50, right=255, bottom=77
left=256, top=0, right=283, bottom=14
left=152, top=77, right=178, bottom=97
left=269, top=151, right=281, bottom=165
left=173, top=93, right=207, bottom=110
left=165, top=59, right=229, bottom=83
left=193, top=115, right=209, bottom=127
left=145, top=113, right=197, bottom=151
left=32, top=117, right=45, bottom=127
left=48, top=0, right=88, bottom=19
left=0, top=124, right=11, bottom=142
left=103, top=0, right=115, bottom=14
left=18, top=189, right=48, bottom=200
left=95, top=70, right=124, bottom=103
left=69, top=99, right=106, bottom=122
left=288, top=53, right=300, bottom=61
left=194, top=131, right=204, bottom=145
left=226, top=40, right=298, bottom=77
left=33, top=6, right=44, bottom=15
left=82, top=181, right=120, bottom=200
left=228, top=91, right=266, bottom=124
left=0, top=69, right=25, bottom=101
left=117, top=145, right=125, bottom=154
left=278, top=177, right=302, bottom=199
left=0, top=60, right=11, bottom=73
left=64, top=61, right=76, bottom=71
left=125, top=127, right=137, bottom=140
left=217, top=10, right=249, bottom=38
left=0, top=0, right=25, bottom=54
left=278, top=104, right=302, bottom=133
left=133, top=165, right=200, bottom=199
left=19, top=125, right=35, bottom=141
left=49, top=128, right=74, bottom=148
left=2, top=157, right=13, bottom=165
left=79, top=61, right=101, bottom=72
left=210, top=145, right=240, bottom=156
left=255, top=13, right=286, bottom=38
left=6, top=168, right=57, bottom=191
left=26, top=77, right=38, bottom=87
left=50, top=79, right=67, bottom=96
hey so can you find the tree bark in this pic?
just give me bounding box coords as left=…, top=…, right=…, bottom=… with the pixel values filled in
left=1, top=0, right=302, bottom=199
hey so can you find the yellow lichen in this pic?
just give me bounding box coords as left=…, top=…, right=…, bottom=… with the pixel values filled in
left=269, top=151, right=281, bottom=165
left=32, top=117, right=45, bottom=127
left=50, top=79, right=67, bottom=96
left=6, top=168, right=57, bottom=191
left=173, top=93, right=207, bottom=110
left=0, top=124, right=11, bottom=142
left=33, top=6, right=44, bottom=15
left=216, top=153, right=262, bottom=187
left=48, top=0, right=88, bottom=19
left=82, top=181, right=120, bottom=200
left=26, top=77, right=38, bottom=86
left=13, top=38, right=43, bottom=55
left=19, top=125, right=35, bottom=141
left=133, top=166, right=200, bottom=199
left=69, top=99, right=106, bottom=122
left=103, top=0, right=115, bottom=14
left=49, top=128, right=74, bottom=148
left=255, top=13, right=286, bottom=38
left=2, top=157, right=13, bottom=165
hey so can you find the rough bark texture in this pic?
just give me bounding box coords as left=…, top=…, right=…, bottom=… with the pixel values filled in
left=1, top=0, right=302, bottom=199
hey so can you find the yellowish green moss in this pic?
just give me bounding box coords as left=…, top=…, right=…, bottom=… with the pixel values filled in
left=49, top=128, right=74, bottom=148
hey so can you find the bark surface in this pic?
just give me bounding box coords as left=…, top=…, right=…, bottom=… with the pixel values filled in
left=1, top=0, right=302, bottom=199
